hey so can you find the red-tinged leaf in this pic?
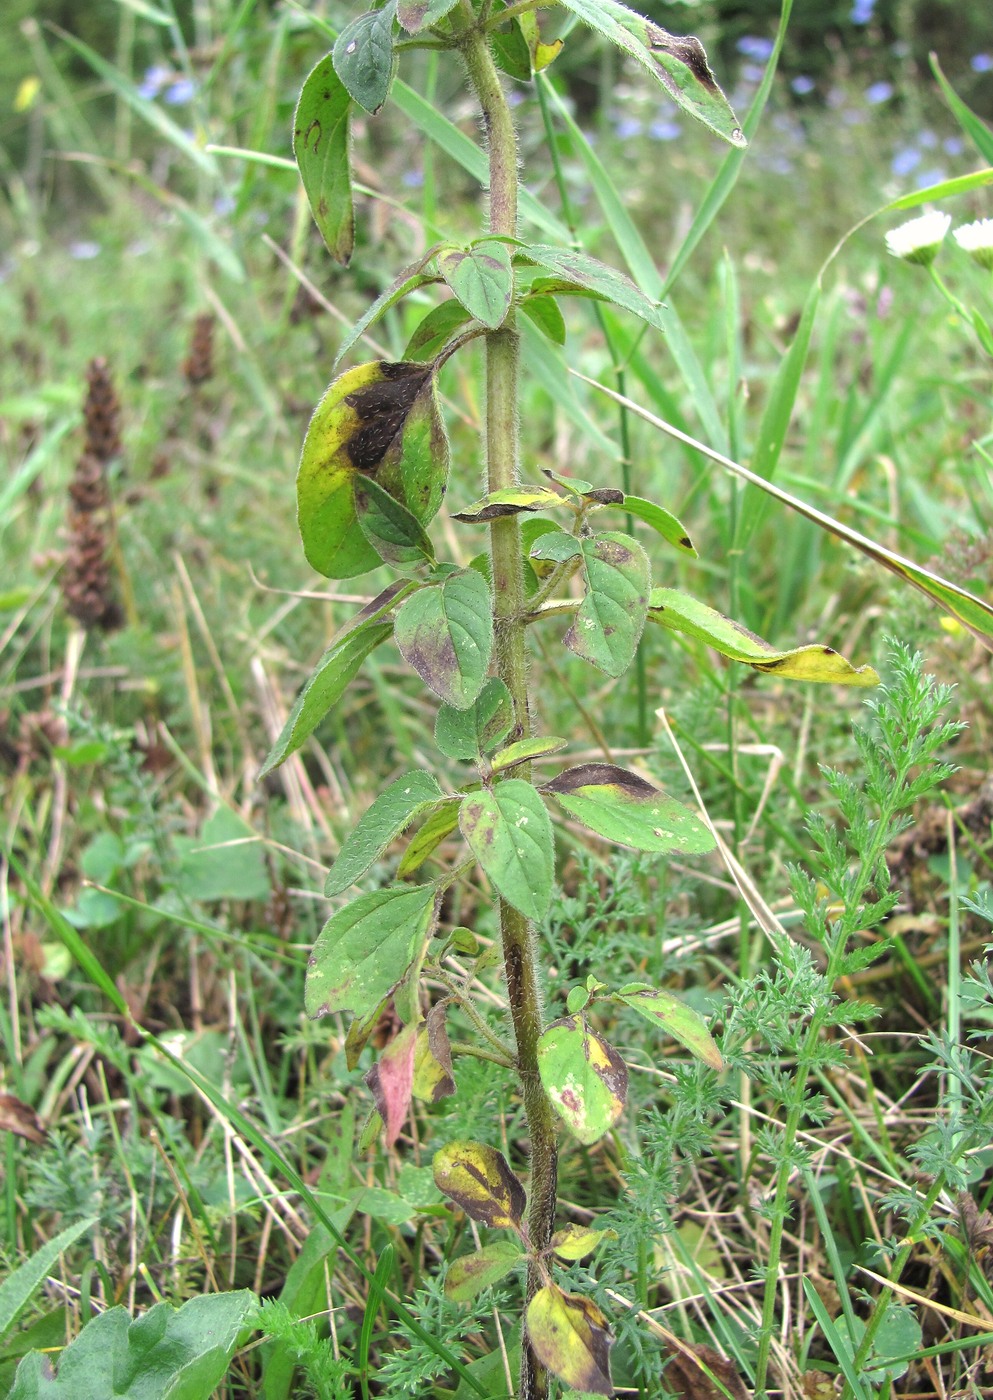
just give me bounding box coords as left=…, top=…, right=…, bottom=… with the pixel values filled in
left=365, top=1021, right=418, bottom=1147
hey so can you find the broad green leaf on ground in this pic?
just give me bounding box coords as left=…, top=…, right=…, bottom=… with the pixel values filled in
left=840, top=1304, right=923, bottom=1385
left=518, top=246, right=665, bottom=330
left=365, top=1021, right=418, bottom=1147
left=413, top=1002, right=456, bottom=1103
left=537, top=1014, right=627, bottom=1145
left=433, top=1141, right=527, bottom=1230
left=520, top=292, right=567, bottom=345
left=305, top=885, right=438, bottom=1020
left=396, top=798, right=462, bottom=876
left=175, top=806, right=270, bottom=902
left=620, top=495, right=696, bottom=554
left=453, top=485, right=565, bottom=523
left=648, top=588, right=880, bottom=684
left=293, top=56, right=353, bottom=264
left=355, top=475, right=437, bottom=568
left=544, top=763, right=714, bottom=855
left=0, top=1218, right=97, bottom=1347
left=297, top=360, right=448, bottom=578
left=325, top=771, right=444, bottom=896
left=334, top=256, right=441, bottom=370
left=435, top=678, right=515, bottom=760
left=550, top=1224, right=618, bottom=1262
left=259, top=620, right=393, bottom=776
left=555, top=0, right=744, bottom=146
left=445, top=1241, right=524, bottom=1303
left=404, top=300, right=472, bottom=360
left=459, top=780, right=555, bottom=921
left=564, top=533, right=650, bottom=678
left=615, top=982, right=722, bottom=1069
left=397, top=0, right=459, bottom=34
left=9, top=1291, right=256, bottom=1399
left=394, top=568, right=493, bottom=708
left=577, top=373, right=993, bottom=654
left=438, top=240, right=514, bottom=329
left=333, top=5, right=396, bottom=114
left=526, top=1285, right=614, bottom=1395
left=490, top=735, right=569, bottom=773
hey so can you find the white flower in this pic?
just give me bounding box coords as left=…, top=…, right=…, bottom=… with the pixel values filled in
left=884, top=211, right=951, bottom=266
left=953, top=218, right=993, bottom=270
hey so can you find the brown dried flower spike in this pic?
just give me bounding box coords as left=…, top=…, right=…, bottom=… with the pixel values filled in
left=62, top=358, right=124, bottom=631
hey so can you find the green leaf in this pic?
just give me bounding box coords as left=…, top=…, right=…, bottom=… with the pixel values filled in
left=615, top=983, right=722, bottom=1069
left=520, top=293, right=567, bottom=345
left=435, top=677, right=514, bottom=760
left=396, top=798, right=462, bottom=876
left=0, top=1218, right=97, bottom=1347
left=397, top=0, right=459, bottom=34
left=555, top=0, right=744, bottom=147
left=453, top=485, right=565, bottom=523
left=537, top=1014, right=627, bottom=1145
left=305, top=885, right=438, bottom=1021
left=333, top=5, right=397, bottom=115
left=9, top=1291, right=256, bottom=1399
left=459, top=780, right=555, bottom=921
left=175, top=807, right=271, bottom=902
left=403, top=300, right=472, bottom=360
left=930, top=55, right=993, bottom=166
left=293, top=56, right=353, bottom=265
left=519, top=246, right=665, bottom=330
left=433, top=1140, right=527, bottom=1230
left=550, top=1224, right=618, bottom=1263
left=394, top=568, right=493, bottom=708
left=325, top=771, right=445, bottom=896
left=620, top=495, right=695, bottom=554
left=544, top=762, right=714, bottom=855
left=355, top=475, right=437, bottom=568
left=565, top=532, right=650, bottom=678
left=334, top=260, right=440, bottom=371
left=841, top=1304, right=923, bottom=1384
left=438, top=240, right=514, bottom=330
left=647, top=588, right=880, bottom=684
left=491, top=18, right=533, bottom=82
left=259, top=618, right=393, bottom=776
left=445, top=1241, right=523, bottom=1303
left=525, top=1286, right=614, bottom=1395
left=297, top=360, right=448, bottom=579
left=490, top=735, right=568, bottom=773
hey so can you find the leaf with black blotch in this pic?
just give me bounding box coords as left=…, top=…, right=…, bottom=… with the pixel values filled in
left=433, top=1140, right=527, bottom=1230
left=543, top=762, right=714, bottom=855
left=453, top=485, right=565, bottom=523
left=333, top=6, right=397, bottom=114
left=537, top=1014, right=627, bottom=1145
left=293, top=57, right=354, bottom=264
left=526, top=1285, right=614, bottom=1395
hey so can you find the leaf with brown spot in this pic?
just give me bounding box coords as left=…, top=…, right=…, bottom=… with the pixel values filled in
left=459, top=780, right=555, bottom=922
left=394, top=568, right=493, bottom=708
left=526, top=1285, right=614, bottom=1395
left=537, top=1014, right=627, bottom=1145
left=615, top=982, right=722, bottom=1070
left=365, top=1020, right=418, bottom=1147
left=293, top=57, right=353, bottom=263
left=544, top=762, right=714, bottom=855
left=562, top=531, right=650, bottom=678
left=413, top=1002, right=456, bottom=1102
left=433, top=1140, right=527, bottom=1230
left=453, top=485, right=565, bottom=523
left=444, top=1240, right=523, bottom=1303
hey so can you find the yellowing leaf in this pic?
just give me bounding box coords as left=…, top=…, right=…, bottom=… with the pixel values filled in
left=526, top=1285, right=614, bottom=1395
left=433, top=1140, right=527, bottom=1230
left=537, top=1014, right=627, bottom=1145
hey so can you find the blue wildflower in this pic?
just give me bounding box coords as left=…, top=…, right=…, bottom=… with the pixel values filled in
left=890, top=147, right=920, bottom=176
left=736, top=36, right=774, bottom=61
left=649, top=117, right=681, bottom=141
left=865, top=81, right=894, bottom=104
left=791, top=75, right=815, bottom=95
left=164, top=77, right=197, bottom=105
left=971, top=53, right=993, bottom=73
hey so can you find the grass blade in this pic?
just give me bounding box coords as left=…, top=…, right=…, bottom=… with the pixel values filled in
left=0, top=1217, right=99, bottom=1344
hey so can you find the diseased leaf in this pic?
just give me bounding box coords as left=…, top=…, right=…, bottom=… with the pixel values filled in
left=305, top=885, right=438, bottom=1021
left=526, top=1285, right=614, bottom=1395
left=394, top=568, right=493, bottom=708
left=333, top=5, right=397, bottom=114
left=433, top=1140, right=527, bottom=1230
left=519, top=245, right=665, bottom=330
left=544, top=762, right=714, bottom=855
left=345, top=999, right=388, bottom=1071
left=616, top=982, right=722, bottom=1070
left=396, top=798, right=462, bottom=876
left=325, top=770, right=444, bottom=896
left=445, top=1241, right=524, bottom=1303
left=529, top=529, right=582, bottom=579
left=460, top=780, right=555, bottom=922
left=453, top=485, right=565, bottom=523
left=297, top=360, right=449, bottom=579
left=555, top=0, right=744, bottom=146
left=260, top=620, right=393, bottom=776
left=518, top=11, right=563, bottom=71
left=293, top=57, right=354, bottom=264
left=550, top=1223, right=618, bottom=1262
left=621, top=494, right=696, bottom=554
left=397, top=0, right=459, bottom=34
left=564, top=532, right=650, bottom=678
left=413, top=1001, right=456, bottom=1102
left=490, top=735, right=568, bottom=773
left=355, top=475, right=437, bottom=568
left=537, top=1014, right=627, bottom=1145
left=365, top=1021, right=418, bottom=1147
left=435, top=677, right=515, bottom=761
left=648, top=588, right=880, bottom=684
left=439, top=240, right=514, bottom=330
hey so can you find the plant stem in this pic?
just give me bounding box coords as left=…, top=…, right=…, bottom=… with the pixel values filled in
left=456, top=10, right=558, bottom=1399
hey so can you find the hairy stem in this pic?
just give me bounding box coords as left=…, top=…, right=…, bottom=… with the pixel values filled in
left=456, top=10, right=558, bottom=1398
